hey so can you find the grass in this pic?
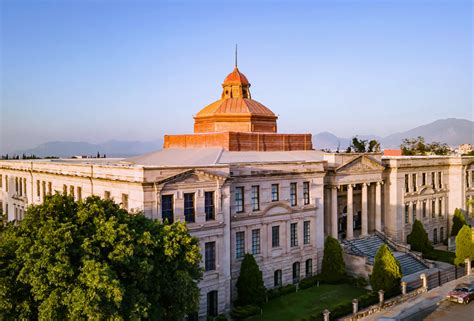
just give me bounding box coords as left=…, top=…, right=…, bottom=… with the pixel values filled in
left=423, top=249, right=455, bottom=264
left=247, top=283, right=368, bottom=321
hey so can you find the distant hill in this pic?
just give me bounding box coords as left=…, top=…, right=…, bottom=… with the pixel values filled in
left=313, top=118, right=473, bottom=150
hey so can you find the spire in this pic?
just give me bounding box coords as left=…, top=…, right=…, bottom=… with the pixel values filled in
left=235, top=44, right=238, bottom=68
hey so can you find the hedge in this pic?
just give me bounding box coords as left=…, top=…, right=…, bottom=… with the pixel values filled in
left=230, top=305, right=260, bottom=320
left=266, top=284, right=297, bottom=300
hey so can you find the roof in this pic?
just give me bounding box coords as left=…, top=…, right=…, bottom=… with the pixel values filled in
left=123, top=148, right=325, bottom=166
left=223, top=67, right=249, bottom=85
left=383, top=149, right=403, bottom=156
left=195, top=98, right=276, bottom=118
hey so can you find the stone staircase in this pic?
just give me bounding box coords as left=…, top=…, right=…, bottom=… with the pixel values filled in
left=342, top=234, right=428, bottom=276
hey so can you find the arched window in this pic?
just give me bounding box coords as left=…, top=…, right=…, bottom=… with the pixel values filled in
left=305, top=259, right=313, bottom=277
left=274, top=269, right=282, bottom=287
left=292, top=262, right=300, bottom=284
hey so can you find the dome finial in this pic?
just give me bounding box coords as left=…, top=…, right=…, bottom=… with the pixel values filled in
left=235, top=44, right=238, bottom=68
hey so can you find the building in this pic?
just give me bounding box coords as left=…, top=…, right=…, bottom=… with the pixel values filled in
left=1, top=64, right=473, bottom=319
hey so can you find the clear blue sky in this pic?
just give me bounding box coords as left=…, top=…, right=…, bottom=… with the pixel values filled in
left=1, top=0, right=472, bottom=153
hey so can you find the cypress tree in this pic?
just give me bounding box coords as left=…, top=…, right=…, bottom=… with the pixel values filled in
left=454, top=225, right=474, bottom=265
left=321, top=236, right=345, bottom=283
left=370, top=244, right=402, bottom=292
left=407, top=219, right=433, bottom=253
left=451, top=208, right=467, bottom=237
left=235, top=254, right=266, bottom=307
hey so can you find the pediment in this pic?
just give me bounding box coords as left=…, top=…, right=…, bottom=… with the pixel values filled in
left=336, top=155, right=385, bottom=173
left=262, top=202, right=293, bottom=216
left=418, top=186, right=436, bottom=195
left=157, top=169, right=228, bottom=186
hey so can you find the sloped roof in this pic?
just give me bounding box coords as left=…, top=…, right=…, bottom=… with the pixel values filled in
left=195, top=98, right=276, bottom=118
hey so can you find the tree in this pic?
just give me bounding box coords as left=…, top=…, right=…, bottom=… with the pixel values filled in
left=0, top=194, right=202, bottom=320
left=401, top=136, right=451, bottom=156
left=454, top=225, right=474, bottom=266
left=346, top=136, right=381, bottom=153
left=370, top=244, right=402, bottom=292
left=367, top=139, right=381, bottom=153
left=235, top=253, right=266, bottom=307
left=321, top=236, right=345, bottom=283
left=451, top=208, right=467, bottom=237
left=407, top=220, right=433, bottom=253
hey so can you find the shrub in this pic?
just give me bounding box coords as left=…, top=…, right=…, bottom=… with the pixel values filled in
left=454, top=225, right=474, bottom=265
left=279, top=284, right=297, bottom=295
left=423, top=249, right=455, bottom=264
left=451, top=208, right=467, bottom=237
left=299, top=275, right=323, bottom=289
left=407, top=219, right=433, bottom=253
left=358, top=292, right=379, bottom=309
left=230, top=305, right=260, bottom=320
left=266, top=284, right=297, bottom=300
left=330, top=302, right=353, bottom=319
left=321, top=236, right=345, bottom=283
left=370, top=244, right=402, bottom=292
left=235, top=254, right=266, bottom=307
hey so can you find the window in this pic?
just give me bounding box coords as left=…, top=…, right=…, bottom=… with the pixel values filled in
left=440, top=227, right=444, bottom=242
left=69, top=186, right=75, bottom=199
left=42, top=181, right=46, bottom=199
left=303, top=181, right=310, bottom=205
left=48, top=182, right=52, bottom=195
left=290, top=223, right=298, bottom=247
left=290, top=183, right=297, bottom=206
left=305, top=259, right=313, bottom=277
left=18, top=178, right=22, bottom=196
left=4, top=175, right=8, bottom=192
left=438, top=172, right=442, bottom=189
left=405, top=204, right=409, bottom=224
left=412, top=174, right=417, bottom=192
left=303, top=221, right=310, bottom=245
left=422, top=173, right=426, bottom=186
left=405, top=174, right=409, bottom=192
left=236, top=231, right=245, bottom=258
left=251, top=186, right=260, bottom=211
left=77, top=187, right=82, bottom=201
left=433, top=228, right=438, bottom=244
left=204, top=191, right=215, bottom=221
left=184, top=193, right=195, bottom=223
left=431, top=172, right=435, bottom=188
left=467, top=171, right=470, bottom=188
left=431, top=199, right=436, bottom=218
left=15, top=177, right=18, bottom=193
left=0, top=175, right=2, bottom=189
left=292, top=262, right=300, bottom=284
left=271, top=184, right=279, bottom=202
left=37, top=180, right=40, bottom=197
left=23, top=178, right=26, bottom=196
left=438, top=198, right=442, bottom=216
left=63, top=184, right=67, bottom=195
left=274, top=270, right=282, bottom=287
left=207, top=291, right=218, bottom=317
left=205, top=242, right=216, bottom=271
left=121, top=193, right=128, bottom=210
left=161, top=195, right=174, bottom=223
left=252, top=229, right=261, bottom=255
left=272, top=226, right=280, bottom=247
left=104, top=190, right=110, bottom=200
left=422, top=201, right=427, bottom=218
left=235, top=187, right=244, bottom=213
left=412, top=202, right=417, bottom=222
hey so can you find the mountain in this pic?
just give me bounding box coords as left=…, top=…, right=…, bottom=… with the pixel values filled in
left=313, top=118, right=473, bottom=150
left=15, top=139, right=163, bottom=158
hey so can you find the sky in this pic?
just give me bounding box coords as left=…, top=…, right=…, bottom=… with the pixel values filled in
left=1, top=0, right=472, bottom=154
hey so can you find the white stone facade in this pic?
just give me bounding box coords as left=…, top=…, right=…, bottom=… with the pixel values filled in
left=0, top=152, right=473, bottom=319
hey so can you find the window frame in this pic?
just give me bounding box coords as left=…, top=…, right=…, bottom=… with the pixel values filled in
left=272, top=225, right=280, bottom=248
left=161, top=194, right=174, bottom=223
left=251, top=185, right=260, bottom=211
left=303, top=221, right=310, bottom=245
left=303, top=181, right=310, bottom=205
left=235, top=187, right=245, bottom=213
left=235, top=231, right=245, bottom=259
left=184, top=192, right=196, bottom=223
left=290, top=183, right=297, bottom=207
left=251, top=229, right=261, bottom=255
left=271, top=184, right=279, bottom=202
left=204, top=191, right=215, bottom=221
left=205, top=241, right=216, bottom=272
left=290, top=222, right=298, bottom=247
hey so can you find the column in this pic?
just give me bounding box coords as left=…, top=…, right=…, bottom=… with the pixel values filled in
left=361, top=183, right=368, bottom=236
left=347, top=184, right=354, bottom=239
left=375, top=181, right=382, bottom=232
left=331, top=187, right=338, bottom=238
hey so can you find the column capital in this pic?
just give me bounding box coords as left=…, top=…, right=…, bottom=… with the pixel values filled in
left=376, top=180, right=384, bottom=186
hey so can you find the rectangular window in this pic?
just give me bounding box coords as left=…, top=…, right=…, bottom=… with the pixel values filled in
left=274, top=270, right=282, bottom=287
left=236, top=231, right=245, bottom=258
left=19, top=178, right=22, bottom=196
left=63, top=184, right=67, bottom=195
left=0, top=174, right=2, bottom=189
left=438, top=198, right=442, bottom=216
left=422, top=201, right=427, bottom=218
left=405, top=174, right=409, bottom=192
left=432, top=199, right=436, bottom=218
left=412, top=174, right=417, bottom=192
left=161, top=195, right=174, bottom=223
left=235, top=187, right=244, bottom=213
left=412, top=202, right=417, bottom=222
left=207, top=291, right=218, bottom=318
left=272, top=226, right=280, bottom=247
left=184, top=193, right=195, bottom=223
left=42, top=181, right=46, bottom=199
left=77, top=187, right=82, bottom=201
left=204, top=191, right=215, bottom=221
left=431, top=172, right=435, bottom=188
left=37, top=180, right=40, bottom=197
left=205, top=241, right=216, bottom=271
left=23, top=178, right=26, bottom=196
left=466, top=171, right=470, bottom=188
left=121, top=193, right=128, bottom=210
left=69, top=186, right=75, bottom=199
left=5, top=175, right=8, bottom=192
left=48, top=182, right=52, bottom=195
left=290, top=223, right=298, bottom=247
left=290, top=183, right=297, bottom=206
left=251, top=186, right=260, bottom=211
left=303, top=181, right=310, bottom=205
left=252, top=229, right=261, bottom=255
left=405, top=204, right=409, bottom=223
left=305, top=259, right=313, bottom=277
left=304, top=221, right=310, bottom=244
left=15, top=177, right=18, bottom=193
left=422, top=173, right=426, bottom=186
left=438, top=172, right=442, bottom=189
left=292, top=262, right=300, bottom=284
left=104, top=190, right=110, bottom=200
left=271, top=184, right=279, bottom=202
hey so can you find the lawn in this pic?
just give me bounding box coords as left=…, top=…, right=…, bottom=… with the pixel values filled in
left=248, top=284, right=368, bottom=321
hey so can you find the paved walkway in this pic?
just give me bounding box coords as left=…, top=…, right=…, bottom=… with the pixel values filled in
left=362, top=274, right=474, bottom=321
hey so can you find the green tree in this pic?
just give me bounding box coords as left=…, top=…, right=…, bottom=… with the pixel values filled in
left=407, top=220, right=433, bottom=253
left=454, top=225, right=474, bottom=266
left=321, top=236, right=345, bottom=283
left=0, top=194, right=202, bottom=320
left=235, top=253, right=266, bottom=307
left=451, top=208, right=467, bottom=237
left=367, top=139, right=381, bottom=153
left=370, top=244, right=402, bottom=292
